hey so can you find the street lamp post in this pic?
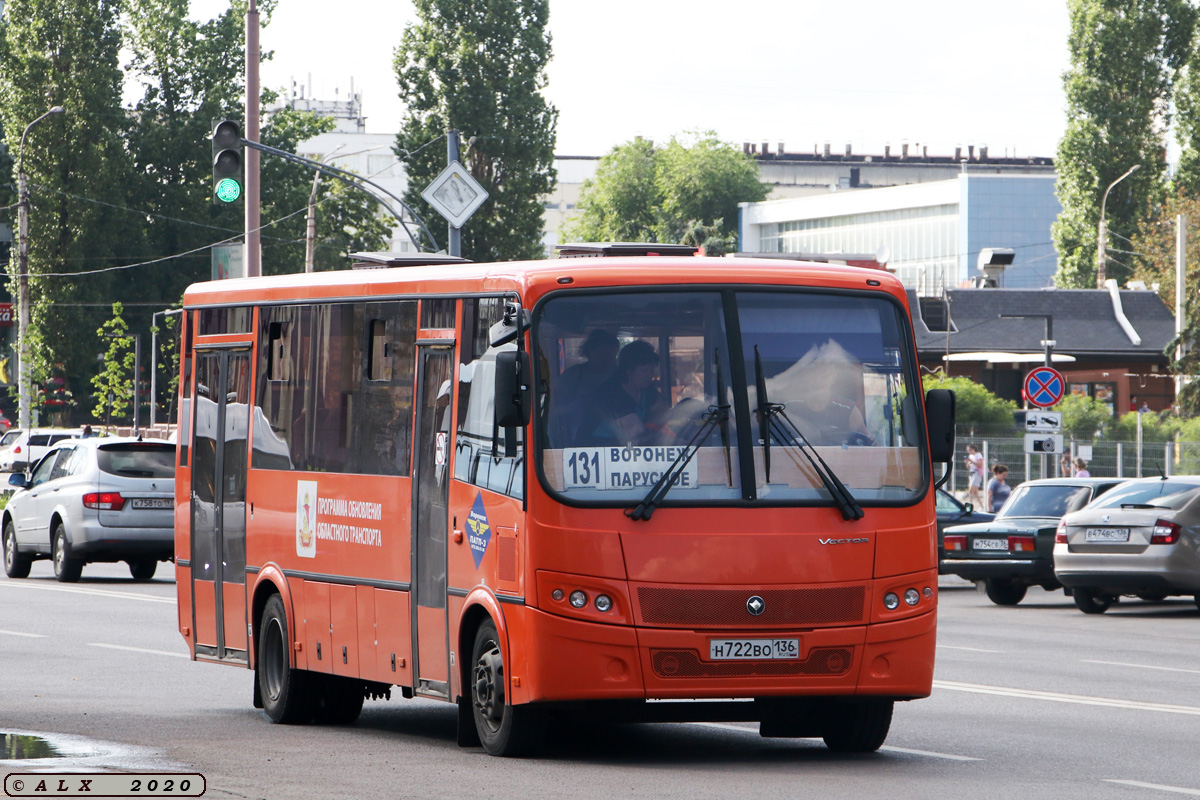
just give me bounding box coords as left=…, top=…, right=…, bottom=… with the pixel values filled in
left=150, top=308, right=183, bottom=429
left=15, top=106, right=65, bottom=430
left=1097, top=164, right=1141, bottom=289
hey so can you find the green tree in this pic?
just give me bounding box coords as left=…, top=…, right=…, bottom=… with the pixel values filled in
left=1129, top=193, right=1200, bottom=414
left=394, top=0, right=557, bottom=262
left=563, top=138, right=659, bottom=242
left=564, top=133, right=768, bottom=246
left=921, top=375, right=1018, bottom=431
left=92, top=302, right=135, bottom=426
left=1051, top=0, right=1196, bottom=289
left=1054, top=393, right=1113, bottom=439
left=0, top=0, right=141, bottom=420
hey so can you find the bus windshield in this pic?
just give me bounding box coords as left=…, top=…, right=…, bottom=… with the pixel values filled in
left=535, top=288, right=926, bottom=507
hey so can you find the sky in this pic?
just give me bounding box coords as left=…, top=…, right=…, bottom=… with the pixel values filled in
left=190, top=0, right=1072, bottom=159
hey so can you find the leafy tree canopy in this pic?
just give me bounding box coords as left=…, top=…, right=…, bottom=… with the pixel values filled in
left=394, top=0, right=557, bottom=262
left=921, top=374, right=1017, bottom=430
left=1052, top=0, right=1196, bottom=288
left=563, top=132, right=767, bottom=247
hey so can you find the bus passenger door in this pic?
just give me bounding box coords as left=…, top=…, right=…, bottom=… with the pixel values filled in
left=190, top=349, right=250, bottom=664
left=411, top=345, right=453, bottom=697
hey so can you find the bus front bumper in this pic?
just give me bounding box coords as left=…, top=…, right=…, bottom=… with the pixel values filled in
left=520, top=607, right=935, bottom=704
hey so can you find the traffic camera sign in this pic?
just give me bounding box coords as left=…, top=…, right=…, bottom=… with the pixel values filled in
left=421, top=161, right=488, bottom=229
left=1023, top=366, right=1065, bottom=409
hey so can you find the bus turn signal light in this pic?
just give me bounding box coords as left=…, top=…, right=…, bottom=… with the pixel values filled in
left=83, top=492, right=125, bottom=511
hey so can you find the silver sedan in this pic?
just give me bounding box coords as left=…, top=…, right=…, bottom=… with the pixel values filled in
left=1053, top=475, right=1200, bottom=613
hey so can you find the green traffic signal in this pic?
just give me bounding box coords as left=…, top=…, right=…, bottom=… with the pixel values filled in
left=211, top=119, right=244, bottom=205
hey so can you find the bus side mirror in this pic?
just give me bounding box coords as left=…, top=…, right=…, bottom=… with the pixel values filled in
left=495, top=350, right=531, bottom=427
left=925, top=389, right=956, bottom=462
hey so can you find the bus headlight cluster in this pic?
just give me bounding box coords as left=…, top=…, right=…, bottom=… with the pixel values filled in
left=883, top=587, right=932, bottom=611
left=560, top=588, right=614, bottom=613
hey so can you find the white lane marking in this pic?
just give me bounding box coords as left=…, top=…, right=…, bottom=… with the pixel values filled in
left=0, top=581, right=173, bottom=604
left=937, top=645, right=1001, bottom=653
left=0, top=628, right=47, bottom=638
left=692, top=722, right=981, bottom=761
left=88, top=643, right=188, bottom=659
left=1083, top=660, right=1200, bottom=676
left=881, top=746, right=982, bottom=762
left=1104, top=780, right=1200, bottom=796
left=935, top=680, right=1200, bottom=716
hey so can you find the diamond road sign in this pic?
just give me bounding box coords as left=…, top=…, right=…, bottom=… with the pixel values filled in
left=421, top=161, right=488, bottom=229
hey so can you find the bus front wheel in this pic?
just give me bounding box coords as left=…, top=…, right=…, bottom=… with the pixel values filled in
left=822, top=698, right=893, bottom=753
left=470, top=619, right=544, bottom=757
left=258, top=594, right=312, bottom=724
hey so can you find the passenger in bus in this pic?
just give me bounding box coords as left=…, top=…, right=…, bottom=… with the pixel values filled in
left=577, top=339, right=671, bottom=446
left=552, top=328, right=619, bottom=444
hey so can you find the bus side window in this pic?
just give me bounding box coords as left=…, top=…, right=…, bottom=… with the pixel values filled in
left=455, top=298, right=522, bottom=499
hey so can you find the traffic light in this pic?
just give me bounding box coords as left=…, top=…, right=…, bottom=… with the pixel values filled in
left=211, top=119, right=244, bottom=205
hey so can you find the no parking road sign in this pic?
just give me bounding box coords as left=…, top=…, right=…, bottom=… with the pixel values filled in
left=1023, top=366, right=1065, bottom=409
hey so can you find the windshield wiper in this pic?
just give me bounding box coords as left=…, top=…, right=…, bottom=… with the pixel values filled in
left=626, top=351, right=731, bottom=522
left=753, top=346, right=864, bottom=521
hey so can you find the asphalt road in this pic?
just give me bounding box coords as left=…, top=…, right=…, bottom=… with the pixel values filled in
left=2, top=564, right=1199, bottom=800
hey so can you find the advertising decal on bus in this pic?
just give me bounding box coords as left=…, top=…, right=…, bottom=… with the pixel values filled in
left=466, top=493, right=491, bottom=568
left=296, top=481, right=317, bottom=558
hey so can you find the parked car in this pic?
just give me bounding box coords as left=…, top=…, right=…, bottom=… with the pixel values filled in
left=0, top=429, right=23, bottom=469
left=1054, top=475, right=1200, bottom=614
left=2, top=437, right=175, bottom=582
left=940, top=477, right=1124, bottom=605
left=936, top=488, right=994, bottom=571
left=0, top=428, right=83, bottom=473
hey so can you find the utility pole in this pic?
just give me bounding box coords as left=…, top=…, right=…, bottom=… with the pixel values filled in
left=245, top=0, right=261, bottom=277
left=1098, top=164, right=1141, bottom=288
left=447, top=129, right=462, bottom=258
left=15, top=106, right=65, bottom=430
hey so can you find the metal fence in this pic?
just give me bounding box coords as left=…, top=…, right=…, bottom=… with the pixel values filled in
left=948, top=424, right=1200, bottom=502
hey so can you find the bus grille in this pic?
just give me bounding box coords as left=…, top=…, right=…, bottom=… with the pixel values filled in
left=636, top=586, right=866, bottom=628
left=650, top=647, right=854, bottom=678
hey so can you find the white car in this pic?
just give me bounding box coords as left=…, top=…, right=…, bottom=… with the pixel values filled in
left=0, top=428, right=83, bottom=472
left=3, top=437, right=175, bottom=582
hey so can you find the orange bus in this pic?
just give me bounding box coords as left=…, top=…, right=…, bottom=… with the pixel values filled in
left=175, top=244, right=955, bottom=756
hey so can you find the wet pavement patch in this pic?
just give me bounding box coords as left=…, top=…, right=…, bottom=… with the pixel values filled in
left=1, top=735, right=61, bottom=760
left=0, top=730, right=183, bottom=772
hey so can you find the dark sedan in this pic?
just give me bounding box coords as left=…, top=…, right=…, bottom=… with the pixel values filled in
left=936, top=488, right=994, bottom=572
left=940, top=477, right=1124, bottom=605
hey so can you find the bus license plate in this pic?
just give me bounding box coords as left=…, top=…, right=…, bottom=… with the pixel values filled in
left=1086, top=527, right=1130, bottom=542
left=709, top=638, right=799, bottom=660
left=974, top=538, right=1008, bottom=551
left=131, top=498, right=173, bottom=510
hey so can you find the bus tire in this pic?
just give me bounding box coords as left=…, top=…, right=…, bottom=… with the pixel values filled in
left=822, top=698, right=893, bottom=753
left=470, top=619, right=544, bottom=757
left=258, top=594, right=313, bottom=724
left=984, top=578, right=1027, bottom=606
left=3, top=521, right=31, bottom=579
left=311, top=675, right=365, bottom=725
left=53, top=525, right=83, bottom=583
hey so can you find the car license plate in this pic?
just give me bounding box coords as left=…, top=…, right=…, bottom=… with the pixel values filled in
left=131, top=498, right=173, bottom=510
left=974, top=538, right=1008, bottom=551
left=1085, top=527, right=1130, bottom=542
left=709, top=638, right=799, bottom=660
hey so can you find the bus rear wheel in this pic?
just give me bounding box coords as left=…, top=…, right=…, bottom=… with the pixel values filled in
left=258, top=594, right=312, bottom=724
left=822, top=698, right=893, bottom=753
left=470, top=619, right=544, bottom=757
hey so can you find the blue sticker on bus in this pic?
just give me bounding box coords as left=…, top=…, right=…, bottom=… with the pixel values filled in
left=466, top=493, right=491, bottom=569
